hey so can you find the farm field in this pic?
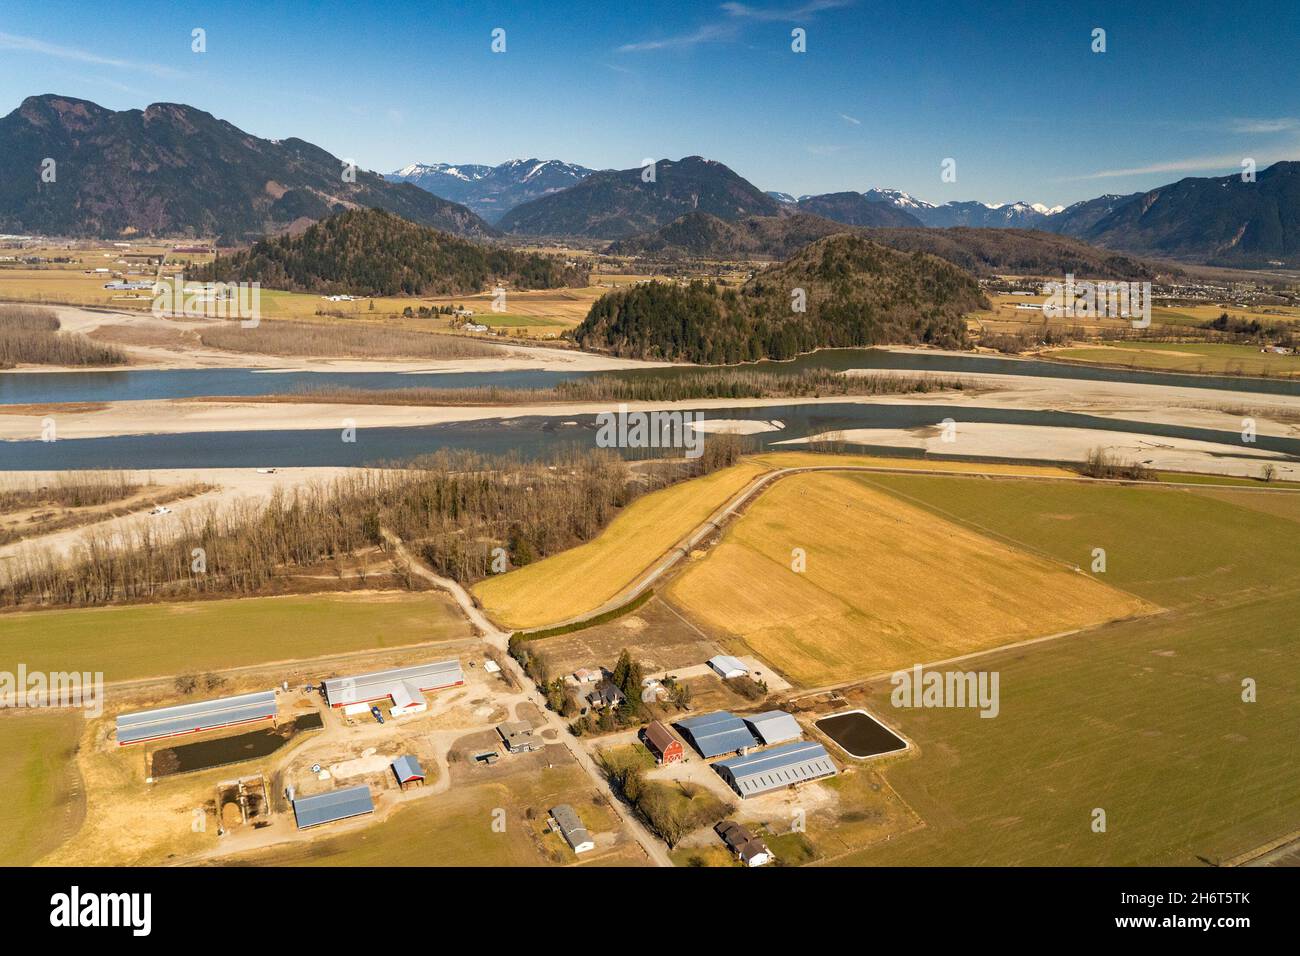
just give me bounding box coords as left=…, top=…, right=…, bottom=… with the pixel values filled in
left=839, top=587, right=1300, bottom=865
left=473, top=459, right=770, bottom=630
left=0, top=711, right=84, bottom=866
left=856, top=472, right=1300, bottom=608
left=1050, top=341, right=1300, bottom=378
left=0, top=591, right=469, bottom=683
left=243, top=755, right=639, bottom=867
left=665, top=471, right=1153, bottom=686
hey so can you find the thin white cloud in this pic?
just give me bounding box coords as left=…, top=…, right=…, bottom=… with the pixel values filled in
left=617, top=22, right=739, bottom=53
left=618, top=0, right=852, bottom=52
left=1230, top=117, right=1300, bottom=134
left=838, top=112, right=861, bottom=125
left=0, top=31, right=182, bottom=78
left=1069, top=151, right=1279, bottom=180
left=723, top=0, right=853, bottom=20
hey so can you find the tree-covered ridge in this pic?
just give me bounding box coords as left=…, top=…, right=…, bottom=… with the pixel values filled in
left=199, top=208, right=587, bottom=296
left=575, top=234, right=987, bottom=364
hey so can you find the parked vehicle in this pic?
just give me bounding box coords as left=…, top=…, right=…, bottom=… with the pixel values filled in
left=370, top=706, right=384, bottom=724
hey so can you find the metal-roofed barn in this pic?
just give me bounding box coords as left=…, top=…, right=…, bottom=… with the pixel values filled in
left=674, top=711, right=758, bottom=759
left=115, top=690, right=277, bottom=746
left=550, top=803, right=595, bottom=853
left=391, top=755, right=425, bottom=789
left=321, top=660, right=463, bottom=708
left=707, top=654, right=749, bottom=679
left=743, top=710, right=802, bottom=746
left=292, top=786, right=375, bottom=829
left=714, top=741, right=837, bottom=798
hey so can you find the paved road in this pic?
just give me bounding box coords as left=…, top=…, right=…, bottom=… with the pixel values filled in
left=381, top=530, right=675, bottom=868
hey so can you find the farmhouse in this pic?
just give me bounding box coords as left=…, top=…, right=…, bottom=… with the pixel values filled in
left=675, top=711, right=758, bottom=759
left=391, top=756, right=425, bottom=790
left=707, top=655, right=749, bottom=679
left=115, top=690, right=277, bottom=746
left=643, top=720, right=684, bottom=764
left=714, top=741, right=838, bottom=798
left=321, top=659, right=463, bottom=709
left=292, top=786, right=375, bottom=829
left=497, top=720, right=542, bottom=753
left=715, top=820, right=772, bottom=867
left=550, top=804, right=595, bottom=854
left=743, top=710, right=802, bottom=746
left=586, top=682, right=625, bottom=710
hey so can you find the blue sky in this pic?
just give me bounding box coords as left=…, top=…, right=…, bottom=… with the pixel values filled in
left=2, top=0, right=1297, bottom=206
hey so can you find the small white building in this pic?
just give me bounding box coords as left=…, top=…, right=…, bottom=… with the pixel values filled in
left=708, top=655, right=749, bottom=680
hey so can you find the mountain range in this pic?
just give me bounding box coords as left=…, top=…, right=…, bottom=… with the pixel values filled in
left=3, top=93, right=1298, bottom=267
left=0, top=95, right=495, bottom=243
left=385, top=159, right=593, bottom=223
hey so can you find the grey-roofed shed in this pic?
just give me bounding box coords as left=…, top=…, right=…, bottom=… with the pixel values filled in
left=714, top=741, right=837, bottom=797
left=115, top=690, right=277, bottom=745
left=743, top=710, right=803, bottom=746
left=292, top=786, right=375, bottom=829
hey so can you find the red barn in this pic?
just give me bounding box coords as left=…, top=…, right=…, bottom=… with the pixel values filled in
left=644, top=720, right=684, bottom=765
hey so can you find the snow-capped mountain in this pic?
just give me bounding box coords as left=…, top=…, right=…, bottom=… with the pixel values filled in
left=862, top=190, right=1063, bottom=228
left=386, top=158, right=595, bottom=223
left=862, top=188, right=936, bottom=211
left=765, top=190, right=799, bottom=204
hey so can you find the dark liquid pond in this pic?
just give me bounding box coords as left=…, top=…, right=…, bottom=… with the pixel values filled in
left=816, top=710, right=908, bottom=759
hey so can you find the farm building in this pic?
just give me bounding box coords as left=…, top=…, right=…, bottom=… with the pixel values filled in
left=497, top=720, right=542, bottom=753
left=388, top=681, right=428, bottom=717
left=550, top=804, right=595, bottom=854
left=715, top=820, right=772, bottom=867
left=391, top=756, right=425, bottom=789
left=585, top=683, right=625, bottom=710
left=707, top=655, right=749, bottom=679
left=743, top=710, right=802, bottom=746
left=714, top=741, right=838, bottom=798
left=674, top=711, right=758, bottom=759
left=321, top=659, right=463, bottom=709
left=643, top=720, right=684, bottom=764
left=292, top=786, right=375, bottom=829
left=115, top=690, right=277, bottom=746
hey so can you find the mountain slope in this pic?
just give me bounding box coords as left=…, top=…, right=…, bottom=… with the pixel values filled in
left=1044, top=193, right=1142, bottom=237
left=386, top=158, right=594, bottom=222
left=0, top=94, right=495, bottom=241
left=196, top=208, right=584, bottom=297
left=497, top=156, right=783, bottom=239
left=795, top=192, right=924, bottom=227
left=574, top=233, right=986, bottom=363
left=607, top=211, right=858, bottom=258
left=1078, top=162, right=1300, bottom=266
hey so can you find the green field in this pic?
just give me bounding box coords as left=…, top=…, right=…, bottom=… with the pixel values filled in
left=805, top=472, right=1300, bottom=864
left=0, top=592, right=469, bottom=683
left=840, top=590, right=1300, bottom=865
left=855, top=473, right=1300, bottom=608
left=1052, top=341, right=1300, bottom=378
left=0, top=711, right=83, bottom=866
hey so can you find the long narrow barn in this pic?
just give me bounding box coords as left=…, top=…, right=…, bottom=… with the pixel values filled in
left=714, top=741, right=838, bottom=798
left=115, top=690, right=277, bottom=746
left=292, top=786, right=375, bottom=829
left=321, top=660, right=464, bottom=709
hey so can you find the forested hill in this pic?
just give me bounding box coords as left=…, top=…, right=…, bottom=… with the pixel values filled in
left=574, top=234, right=987, bottom=363
left=198, top=208, right=586, bottom=297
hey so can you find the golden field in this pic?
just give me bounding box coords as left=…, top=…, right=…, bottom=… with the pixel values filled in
left=473, top=460, right=770, bottom=630
left=665, top=470, right=1155, bottom=686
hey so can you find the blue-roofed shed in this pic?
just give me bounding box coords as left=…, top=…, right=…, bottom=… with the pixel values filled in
left=292, top=786, right=375, bottom=829
left=674, top=711, right=758, bottom=759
